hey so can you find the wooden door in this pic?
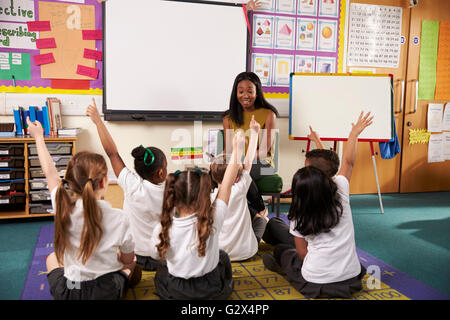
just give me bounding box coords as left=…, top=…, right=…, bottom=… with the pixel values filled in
left=345, top=0, right=411, bottom=194
left=399, top=0, right=450, bottom=193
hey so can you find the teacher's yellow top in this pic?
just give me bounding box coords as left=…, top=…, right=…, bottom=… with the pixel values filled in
left=226, top=108, right=276, bottom=168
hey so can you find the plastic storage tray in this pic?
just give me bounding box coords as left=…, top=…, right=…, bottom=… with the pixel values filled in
left=28, top=143, right=72, bottom=156
left=0, top=168, right=25, bottom=180
left=0, top=179, right=25, bottom=192
left=29, top=179, right=48, bottom=190
left=0, top=156, right=25, bottom=168
left=0, top=191, right=26, bottom=205
left=0, top=144, right=24, bottom=156
left=28, top=155, right=71, bottom=167
left=29, top=190, right=51, bottom=201
left=29, top=203, right=54, bottom=214
left=29, top=166, right=66, bottom=179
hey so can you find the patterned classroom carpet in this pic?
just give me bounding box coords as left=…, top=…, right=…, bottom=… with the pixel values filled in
left=21, top=224, right=449, bottom=300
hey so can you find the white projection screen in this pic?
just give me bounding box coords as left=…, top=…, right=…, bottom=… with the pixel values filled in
left=103, top=0, right=248, bottom=121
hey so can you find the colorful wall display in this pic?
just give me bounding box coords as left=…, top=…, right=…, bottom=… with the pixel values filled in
left=249, top=0, right=346, bottom=98
left=0, top=0, right=103, bottom=95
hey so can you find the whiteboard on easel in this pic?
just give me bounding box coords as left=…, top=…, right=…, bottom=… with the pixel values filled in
left=289, top=74, right=393, bottom=141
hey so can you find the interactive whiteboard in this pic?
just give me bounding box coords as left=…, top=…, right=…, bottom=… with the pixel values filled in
left=103, top=0, right=247, bottom=121
left=289, top=74, right=393, bottom=141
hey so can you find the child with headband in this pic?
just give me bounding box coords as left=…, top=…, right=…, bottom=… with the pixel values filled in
left=87, top=99, right=167, bottom=271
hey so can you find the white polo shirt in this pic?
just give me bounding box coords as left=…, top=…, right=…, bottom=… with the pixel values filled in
left=289, top=175, right=361, bottom=284
left=149, top=199, right=228, bottom=279
left=211, top=170, right=258, bottom=261
left=50, top=187, right=134, bottom=282
left=118, top=167, right=165, bottom=257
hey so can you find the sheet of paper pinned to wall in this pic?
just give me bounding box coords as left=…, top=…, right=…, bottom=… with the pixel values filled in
left=428, top=133, right=444, bottom=163
left=427, top=103, right=443, bottom=132
left=347, top=3, right=402, bottom=68
left=443, top=103, right=450, bottom=131
left=443, top=132, right=450, bottom=161
left=418, top=21, right=440, bottom=100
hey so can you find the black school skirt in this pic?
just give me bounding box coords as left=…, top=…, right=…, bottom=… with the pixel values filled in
left=46, top=267, right=128, bottom=300
left=154, top=250, right=233, bottom=300
left=278, top=247, right=367, bottom=299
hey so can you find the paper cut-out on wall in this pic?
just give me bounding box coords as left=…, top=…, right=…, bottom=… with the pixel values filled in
left=27, top=21, right=51, bottom=31
left=409, top=128, right=431, bottom=145
left=34, top=53, right=55, bottom=66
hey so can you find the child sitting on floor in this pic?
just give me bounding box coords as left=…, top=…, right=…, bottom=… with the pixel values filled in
left=262, top=112, right=373, bottom=299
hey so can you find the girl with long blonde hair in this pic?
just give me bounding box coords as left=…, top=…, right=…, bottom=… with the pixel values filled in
left=27, top=117, right=140, bottom=300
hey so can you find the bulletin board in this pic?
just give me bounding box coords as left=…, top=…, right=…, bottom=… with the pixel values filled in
left=0, top=0, right=103, bottom=95
left=249, top=0, right=347, bottom=99
left=289, top=73, right=393, bottom=141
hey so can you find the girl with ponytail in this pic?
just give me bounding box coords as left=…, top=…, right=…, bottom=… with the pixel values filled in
left=27, top=117, right=140, bottom=300
left=87, top=99, right=167, bottom=271
left=148, top=132, right=245, bottom=300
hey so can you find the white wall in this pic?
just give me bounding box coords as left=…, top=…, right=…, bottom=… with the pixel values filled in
left=1, top=113, right=336, bottom=192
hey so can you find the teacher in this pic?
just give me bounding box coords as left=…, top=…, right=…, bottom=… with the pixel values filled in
left=222, top=71, right=279, bottom=219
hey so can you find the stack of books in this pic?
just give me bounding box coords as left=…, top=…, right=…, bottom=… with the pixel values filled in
left=0, top=123, right=15, bottom=137
left=13, top=98, right=62, bottom=136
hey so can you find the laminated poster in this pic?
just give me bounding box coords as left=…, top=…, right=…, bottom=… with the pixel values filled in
left=252, top=15, right=274, bottom=49
left=443, top=103, right=450, bottom=132
left=347, top=3, right=402, bottom=68
left=428, top=133, right=444, bottom=163
left=298, top=0, right=317, bottom=16
left=435, top=21, right=450, bottom=100
left=252, top=53, right=272, bottom=86
left=297, top=18, right=317, bottom=51
left=418, top=21, right=440, bottom=100
left=274, top=17, right=295, bottom=50
left=427, top=103, right=443, bottom=133
left=317, top=19, right=338, bottom=52
left=272, top=54, right=293, bottom=87
left=276, top=0, right=296, bottom=14
left=443, top=132, right=450, bottom=161
left=295, top=55, right=315, bottom=73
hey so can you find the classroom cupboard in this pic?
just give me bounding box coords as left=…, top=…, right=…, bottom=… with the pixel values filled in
left=348, top=0, right=450, bottom=194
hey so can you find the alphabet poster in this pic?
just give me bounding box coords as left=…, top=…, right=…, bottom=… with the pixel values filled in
left=0, top=0, right=103, bottom=94
left=249, top=0, right=346, bottom=97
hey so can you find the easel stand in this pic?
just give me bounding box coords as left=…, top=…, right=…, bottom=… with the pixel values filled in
left=369, top=141, right=384, bottom=214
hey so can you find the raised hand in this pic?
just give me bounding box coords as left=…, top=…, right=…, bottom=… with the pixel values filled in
left=350, top=111, right=374, bottom=137
left=86, top=98, right=101, bottom=125
left=249, top=115, right=260, bottom=134
left=26, top=117, right=44, bottom=139
left=246, top=0, right=262, bottom=11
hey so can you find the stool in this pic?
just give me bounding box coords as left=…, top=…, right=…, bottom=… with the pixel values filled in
left=255, top=174, right=283, bottom=217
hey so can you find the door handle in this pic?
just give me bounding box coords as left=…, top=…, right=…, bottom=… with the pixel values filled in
left=394, top=79, right=405, bottom=115
left=408, top=80, right=418, bottom=114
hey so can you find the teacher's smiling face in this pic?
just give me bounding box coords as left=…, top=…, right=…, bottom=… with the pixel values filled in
left=237, top=80, right=257, bottom=112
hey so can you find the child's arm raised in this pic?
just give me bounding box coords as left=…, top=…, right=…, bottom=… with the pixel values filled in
left=26, top=118, right=60, bottom=192
left=337, top=111, right=373, bottom=182
left=307, top=126, right=325, bottom=150
left=243, top=115, right=260, bottom=172
left=86, top=98, right=125, bottom=177
left=216, top=131, right=245, bottom=205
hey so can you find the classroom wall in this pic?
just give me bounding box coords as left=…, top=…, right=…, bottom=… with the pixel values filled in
left=1, top=113, right=329, bottom=192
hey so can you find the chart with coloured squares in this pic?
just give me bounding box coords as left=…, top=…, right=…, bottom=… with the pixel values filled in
left=249, top=0, right=346, bottom=98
